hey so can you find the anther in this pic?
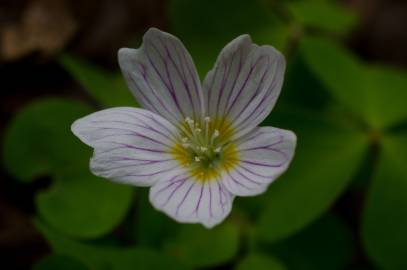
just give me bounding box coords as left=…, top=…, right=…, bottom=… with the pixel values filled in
left=181, top=137, right=188, bottom=143
left=200, top=146, right=208, bottom=152
left=194, top=156, right=201, bottom=162
left=214, top=147, right=221, bottom=153
left=185, top=117, right=193, bottom=124
left=204, top=116, right=211, bottom=122
left=211, top=129, right=220, bottom=144
left=182, top=143, right=190, bottom=148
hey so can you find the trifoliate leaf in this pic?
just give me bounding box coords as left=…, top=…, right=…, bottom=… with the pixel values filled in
left=258, top=109, right=368, bottom=242
left=362, top=133, right=407, bottom=270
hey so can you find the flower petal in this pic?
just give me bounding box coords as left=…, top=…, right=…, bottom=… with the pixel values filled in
left=222, top=127, right=296, bottom=196
left=149, top=170, right=234, bottom=228
left=71, top=107, right=179, bottom=186
left=118, top=28, right=204, bottom=124
left=203, top=35, right=285, bottom=139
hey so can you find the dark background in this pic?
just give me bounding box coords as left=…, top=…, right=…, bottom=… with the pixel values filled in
left=1, top=0, right=407, bottom=269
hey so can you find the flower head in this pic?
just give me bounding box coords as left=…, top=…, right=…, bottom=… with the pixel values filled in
left=72, top=28, right=296, bottom=228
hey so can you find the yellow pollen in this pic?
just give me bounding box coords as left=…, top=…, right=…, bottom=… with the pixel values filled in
left=171, top=117, right=238, bottom=182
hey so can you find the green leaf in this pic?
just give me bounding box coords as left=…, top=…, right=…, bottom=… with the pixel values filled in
left=168, top=0, right=289, bottom=77
left=2, top=98, right=133, bottom=238
left=257, top=109, right=368, bottom=242
left=60, top=54, right=135, bottom=107
left=363, top=66, right=407, bottom=130
left=35, top=219, right=189, bottom=270
left=236, top=253, right=286, bottom=270
left=279, top=52, right=331, bottom=110
left=164, top=222, right=240, bottom=268
left=36, top=170, right=133, bottom=239
left=3, top=98, right=93, bottom=182
left=301, top=37, right=407, bottom=129
left=287, top=0, right=356, bottom=34
left=32, top=255, right=89, bottom=270
left=300, top=37, right=365, bottom=117
left=270, top=214, right=354, bottom=270
left=362, top=133, right=407, bottom=270
left=134, top=189, right=180, bottom=248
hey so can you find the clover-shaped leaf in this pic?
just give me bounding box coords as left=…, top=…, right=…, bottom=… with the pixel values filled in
left=258, top=109, right=368, bottom=242
left=36, top=170, right=132, bottom=238
left=3, top=98, right=92, bottom=182
left=362, top=133, right=407, bottom=270
left=3, top=98, right=133, bottom=238
left=301, top=37, right=407, bottom=130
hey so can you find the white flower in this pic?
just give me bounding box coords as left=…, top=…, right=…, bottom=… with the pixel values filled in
left=71, top=28, right=296, bottom=228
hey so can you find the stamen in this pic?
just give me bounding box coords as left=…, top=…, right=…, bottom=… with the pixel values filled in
left=194, top=156, right=201, bottom=162
left=200, top=146, right=208, bottom=152
left=214, top=147, right=221, bottom=153
left=211, top=129, right=220, bottom=144
left=181, top=137, right=188, bottom=143
left=185, top=117, right=195, bottom=133
left=182, top=143, right=190, bottom=148
left=185, top=117, right=193, bottom=124
left=204, top=117, right=210, bottom=141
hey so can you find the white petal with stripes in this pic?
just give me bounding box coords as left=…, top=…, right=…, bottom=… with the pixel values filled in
left=72, top=28, right=296, bottom=228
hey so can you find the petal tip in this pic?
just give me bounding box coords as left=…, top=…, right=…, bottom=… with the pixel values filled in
left=117, top=47, right=135, bottom=62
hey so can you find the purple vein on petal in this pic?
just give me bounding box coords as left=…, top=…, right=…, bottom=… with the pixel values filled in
left=137, top=64, right=180, bottom=123
left=234, top=167, right=263, bottom=185
left=119, top=165, right=178, bottom=178
left=157, top=37, right=196, bottom=115
left=144, top=43, right=185, bottom=118
left=161, top=176, right=189, bottom=208
left=218, top=48, right=244, bottom=117
left=209, top=182, right=213, bottom=218
left=224, top=54, right=265, bottom=116
left=227, top=171, right=254, bottom=190
left=240, top=160, right=285, bottom=168
left=176, top=181, right=196, bottom=216
left=193, top=183, right=205, bottom=216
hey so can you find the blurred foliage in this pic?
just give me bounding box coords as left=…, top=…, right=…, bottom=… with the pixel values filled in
left=2, top=99, right=133, bottom=238
left=168, top=0, right=289, bottom=77
left=236, top=253, right=286, bottom=270
left=35, top=219, right=189, bottom=270
left=163, top=222, right=240, bottom=268
left=2, top=0, right=407, bottom=269
left=301, top=37, right=407, bottom=129
left=286, top=0, right=356, bottom=34
left=32, top=255, right=89, bottom=270
left=258, top=110, right=368, bottom=242
left=59, top=54, right=135, bottom=107
left=362, top=133, right=407, bottom=270
left=268, top=214, right=354, bottom=270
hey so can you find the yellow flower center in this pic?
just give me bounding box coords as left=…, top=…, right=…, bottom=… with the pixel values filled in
left=171, top=117, right=239, bottom=182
